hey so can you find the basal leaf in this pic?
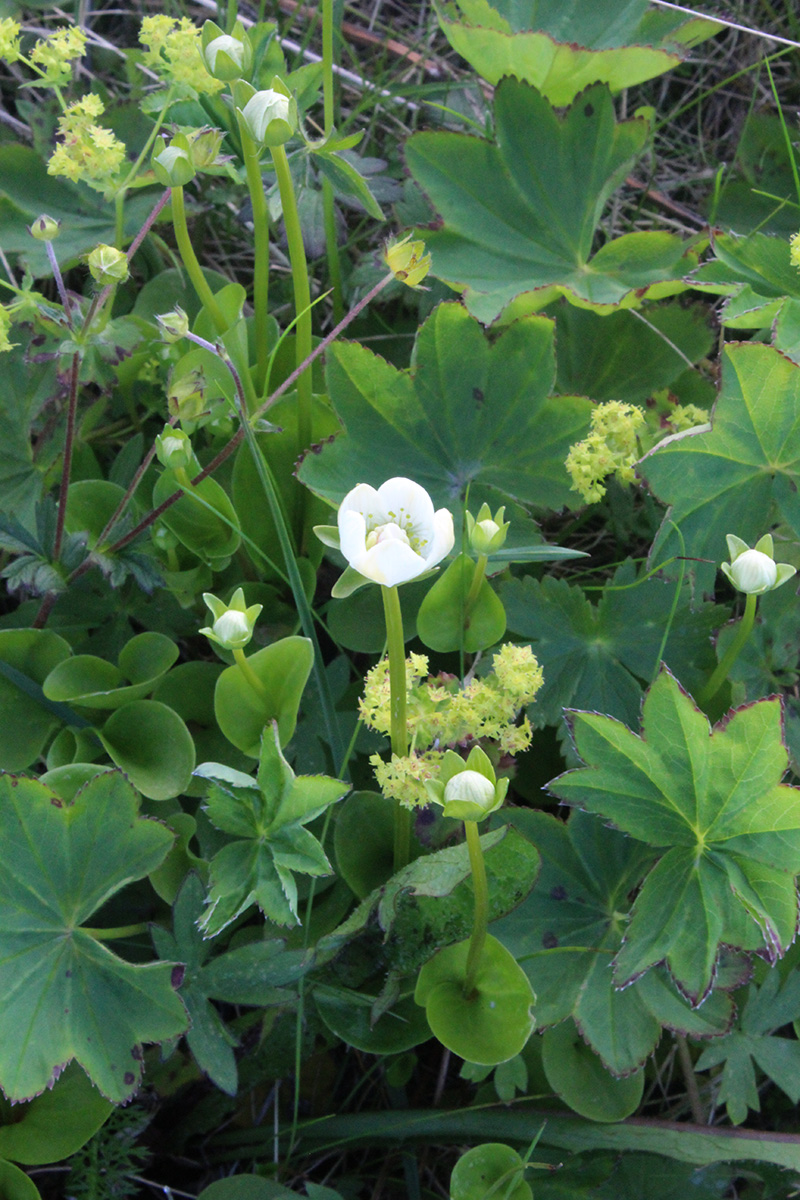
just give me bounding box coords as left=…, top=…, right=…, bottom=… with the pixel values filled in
left=298, top=301, right=591, bottom=513
left=0, top=770, right=186, bottom=1102
left=405, top=80, right=698, bottom=325
left=494, top=810, right=732, bottom=1075
left=501, top=563, right=727, bottom=729
left=436, top=0, right=720, bottom=103
left=550, top=667, right=800, bottom=1004
left=642, top=342, right=800, bottom=594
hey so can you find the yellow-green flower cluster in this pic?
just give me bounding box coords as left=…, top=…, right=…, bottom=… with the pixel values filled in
left=30, top=25, right=87, bottom=86
left=0, top=306, right=16, bottom=354
left=665, top=402, right=708, bottom=433
left=791, top=231, right=800, bottom=270
left=362, top=643, right=543, bottom=808
left=48, top=94, right=126, bottom=188
left=139, top=16, right=224, bottom=95
left=0, top=18, right=21, bottom=64
left=566, top=401, right=645, bottom=504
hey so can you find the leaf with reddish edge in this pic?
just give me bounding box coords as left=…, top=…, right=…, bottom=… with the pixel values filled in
left=548, top=666, right=800, bottom=1005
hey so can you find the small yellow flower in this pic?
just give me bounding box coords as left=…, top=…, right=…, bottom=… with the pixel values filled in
left=791, top=231, right=800, bottom=270
left=0, top=307, right=17, bottom=354
left=0, top=19, right=21, bottom=64
left=30, top=26, right=87, bottom=86
left=47, top=95, right=126, bottom=189
left=139, top=15, right=224, bottom=95
left=384, top=235, right=432, bottom=288
left=566, top=401, right=645, bottom=504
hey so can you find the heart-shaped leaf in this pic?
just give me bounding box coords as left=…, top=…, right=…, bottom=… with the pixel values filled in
left=405, top=80, right=698, bottom=325
left=541, top=1020, right=644, bottom=1121
left=213, top=635, right=314, bottom=756
left=0, top=629, right=72, bottom=770
left=99, top=699, right=195, bottom=801
left=450, top=1141, right=531, bottom=1200
left=0, top=770, right=186, bottom=1102
left=417, top=553, right=506, bottom=653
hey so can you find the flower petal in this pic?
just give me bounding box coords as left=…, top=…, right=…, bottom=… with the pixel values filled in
left=376, top=478, right=435, bottom=542
left=423, top=508, right=455, bottom=570
left=360, top=539, right=428, bottom=587
left=338, top=483, right=384, bottom=528
left=339, top=509, right=368, bottom=569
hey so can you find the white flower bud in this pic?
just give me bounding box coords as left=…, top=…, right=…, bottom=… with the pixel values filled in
left=444, top=770, right=496, bottom=811
left=728, top=549, right=777, bottom=595
left=212, top=609, right=251, bottom=647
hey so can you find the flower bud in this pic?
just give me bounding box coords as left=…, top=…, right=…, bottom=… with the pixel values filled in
left=721, top=533, right=796, bottom=596
left=29, top=214, right=60, bottom=242
left=187, top=126, right=226, bottom=170
left=87, top=243, right=129, bottom=285
left=200, top=587, right=263, bottom=650
left=238, top=83, right=296, bottom=147
left=156, top=306, right=190, bottom=343
left=466, top=503, right=509, bottom=556
left=155, top=425, right=192, bottom=471
left=168, top=368, right=208, bottom=422
left=152, top=135, right=196, bottom=187
left=442, top=770, right=496, bottom=821
left=384, top=234, right=431, bottom=288
left=201, top=20, right=252, bottom=81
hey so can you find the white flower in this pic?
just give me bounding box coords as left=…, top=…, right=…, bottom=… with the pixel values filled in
left=240, top=88, right=294, bottom=144
left=444, top=770, right=496, bottom=813
left=338, top=478, right=454, bottom=588
left=721, top=533, right=796, bottom=596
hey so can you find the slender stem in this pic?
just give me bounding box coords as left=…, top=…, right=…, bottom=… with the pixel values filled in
left=321, top=0, right=343, bottom=322
left=170, top=185, right=227, bottom=334
left=114, top=191, right=124, bottom=250
left=696, top=592, right=758, bottom=709
left=464, top=554, right=488, bottom=616
left=45, top=241, right=73, bottom=329
left=52, top=353, right=81, bottom=562
left=463, top=820, right=489, bottom=1000
left=64, top=273, right=395, bottom=577
left=233, top=646, right=269, bottom=703
left=675, top=1033, right=705, bottom=1125
left=381, top=584, right=411, bottom=872
left=269, top=145, right=313, bottom=456
left=116, top=87, right=175, bottom=197
left=80, top=923, right=149, bottom=941
left=240, top=126, right=270, bottom=392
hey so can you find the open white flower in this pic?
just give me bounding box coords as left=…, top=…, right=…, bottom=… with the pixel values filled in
left=337, top=478, right=454, bottom=588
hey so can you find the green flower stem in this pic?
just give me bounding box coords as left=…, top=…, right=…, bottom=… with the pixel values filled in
left=463, top=819, right=489, bottom=1000
left=381, top=584, right=412, bottom=872
left=52, top=352, right=81, bottom=563
left=240, top=125, right=271, bottom=392
left=321, top=0, right=343, bottom=323
left=233, top=646, right=269, bottom=704
left=696, top=591, right=758, bottom=709
left=170, top=185, right=227, bottom=335
left=81, top=923, right=149, bottom=941
left=269, top=144, right=313, bottom=457
left=464, top=554, right=489, bottom=615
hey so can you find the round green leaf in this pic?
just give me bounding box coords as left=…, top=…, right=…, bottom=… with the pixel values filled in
left=199, top=1178, right=296, bottom=1200
left=43, top=634, right=178, bottom=711
left=326, top=577, right=427, bottom=652
left=214, top=636, right=313, bottom=756
left=0, top=1063, right=111, bottom=1165
left=315, top=987, right=431, bottom=1054
left=153, top=466, right=241, bottom=563
left=450, top=1143, right=532, bottom=1200
left=0, top=1158, right=41, bottom=1200
left=415, top=934, right=535, bottom=1065
left=64, top=480, right=128, bottom=543
left=0, top=629, right=72, bottom=770
left=39, top=764, right=104, bottom=801
left=100, top=700, right=195, bottom=800
left=542, top=1020, right=644, bottom=1121
left=333, top=791, right=395, bottom=898
left=417, top=553, right=506, bottom=653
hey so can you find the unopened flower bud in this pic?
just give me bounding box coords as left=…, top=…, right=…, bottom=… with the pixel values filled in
left=443, top=770, right=496, bottom=818
left=238, top=84, right=296, bottom=147
left=200, top=586, right=263, bottom=650
left=156, top=306, right=190, bottom=343
left=425, top=745, right=508, bottom=823
left=152, top=136, right=196, bottom=187
left=187, top=126, right=226, bottom=170
left=201, top=20, right=252, bottom=81
left=384, top=234, right=431, bottom=288
left=721, top=533, right=796, bottom=596
left=168, top=368, right=208, bottom=422
left=29, top=214, right=60, bottom=242
left=87, top=243, right=129, bottom=285
left=466, top=503, right=509, bottom=556
left=155, top=425, right=192, bottom=471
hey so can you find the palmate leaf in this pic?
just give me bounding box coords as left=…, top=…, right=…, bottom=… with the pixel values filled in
left=550, top=668, right=800, bottom=1005
left=641, top=342, right=800, bottom=595
left=435, top=0, right=720, bottom=104
left=404, top=80, right=699, bottom=325
left=196, top=725, right=349, bottom=936
left=298, top=300, right=592, bottom=513
left=493, top=810, right=734, bottom=1075
left=0, top=770, right=187, bottom=1102
left=694, top=970, right=800, bottom=1126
